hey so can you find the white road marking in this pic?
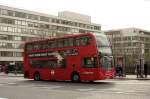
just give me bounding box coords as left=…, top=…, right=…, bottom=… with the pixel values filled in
left=0, top=98, right=8, bottom=99
left=93, top=89, right=148, bottom=96
left=77, top=88, right=94, bottom=92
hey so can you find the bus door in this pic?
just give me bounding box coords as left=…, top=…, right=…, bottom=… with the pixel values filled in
left=80, top=57, right=98, bottom=80
left=47, top=59, right=57, bottom=80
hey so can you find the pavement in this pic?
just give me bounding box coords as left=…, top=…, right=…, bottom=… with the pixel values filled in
left=114, top=75, right=150, bottom=80
left=0, top=72, right=23, bottom=77
left=0, top=75, right=150, bottom=99
left=0, top=72, right=150, bottom=80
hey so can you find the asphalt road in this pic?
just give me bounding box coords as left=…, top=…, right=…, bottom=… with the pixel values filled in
left=0, top=76, right=150, bottom=99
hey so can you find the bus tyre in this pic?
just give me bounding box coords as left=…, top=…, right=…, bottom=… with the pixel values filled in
left=71, top=73, right=80, bottom=82
left=34, top=73, right=40, bottom=81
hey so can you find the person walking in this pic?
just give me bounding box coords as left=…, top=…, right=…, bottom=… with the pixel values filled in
left=4, top=64, right=9, bottom=75
left=115, top=65, right=119, bottom=77
left=116, top=64, right=123, bottom=77
left=144, top=62, right=148, bottom=78
left=136, top=61, right=140, bottom=78
left=14, top=65, right=18, bottom=75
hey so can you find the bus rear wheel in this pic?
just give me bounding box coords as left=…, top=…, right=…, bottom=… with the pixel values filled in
left=71, top=73, right=80, bottom=82
left=34, top=73, right=41, bottom=81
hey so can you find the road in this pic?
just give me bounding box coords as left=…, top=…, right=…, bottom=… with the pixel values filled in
left=0, top=76, right=150, bottom=99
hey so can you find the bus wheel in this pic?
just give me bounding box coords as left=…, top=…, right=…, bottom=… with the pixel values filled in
left=34, top=73, right=40, bottom=81
left=71, top=73, right=80, bottom=82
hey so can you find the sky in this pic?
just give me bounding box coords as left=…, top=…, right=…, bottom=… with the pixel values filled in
left=0, top=0, right=150, bottom=30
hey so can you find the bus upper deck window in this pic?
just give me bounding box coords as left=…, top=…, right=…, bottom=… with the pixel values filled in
left=81, top=37, right=91, bottom=46
left=64, top=39, right=68, bottom=47
left=58, top=40, right=64, bottom=48
left=51, top=41, right=57, bottom=48
left=48, top=41, right=52, bottom=48
left=68, top=38, right=74, bottom=46
left=75, top=38, right=80, bottom=46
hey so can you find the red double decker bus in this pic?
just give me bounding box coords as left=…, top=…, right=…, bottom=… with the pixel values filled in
left=24, top=32, right=115, bottom=82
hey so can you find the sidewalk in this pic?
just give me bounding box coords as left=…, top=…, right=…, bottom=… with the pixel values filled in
left=0, top=72, right=23, bottom=77
left=115, top=75, right=150, bottom=80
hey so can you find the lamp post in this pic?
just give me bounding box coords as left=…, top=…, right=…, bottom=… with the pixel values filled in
left=140, top=43, right=144, bottom=78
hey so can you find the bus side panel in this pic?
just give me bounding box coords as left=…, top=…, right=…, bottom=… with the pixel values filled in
left=29, top=68, right=52, bottom=80
left=80, top=69, right=106, bottom=81
left=40, top=69, right=51, bottom=80
left=24, top=56, right=31, bottom=79
left=54, top=68, right=68, bottom=80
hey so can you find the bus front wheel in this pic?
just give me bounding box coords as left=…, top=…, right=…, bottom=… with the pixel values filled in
left=71, top=73, right=80, bottom=82
left=34, top=72, right=41, bottom=81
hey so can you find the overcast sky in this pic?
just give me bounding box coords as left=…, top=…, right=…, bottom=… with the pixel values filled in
left=0, top=0, right=150, bottom=30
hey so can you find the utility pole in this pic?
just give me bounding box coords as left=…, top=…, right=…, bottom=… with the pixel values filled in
left=140, top=43, right=144, bottom=78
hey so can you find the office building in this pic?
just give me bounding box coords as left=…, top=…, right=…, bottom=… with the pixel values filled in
left=105, top=28, right=150, bottom=73
left=0, top=5, right=101, bottom=67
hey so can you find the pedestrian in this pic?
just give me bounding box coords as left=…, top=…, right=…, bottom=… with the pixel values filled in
left=0, top=65, right=2, bottom=72
left=14, top=65, right=18, bottom=75
left=115, top=65, right=119, bottom=77
left=2, top=64, right=5, bottom=73
left=144, top=62, right=148, bottom=78
left=135, top=61, right=140, bottom=78
left=119, top=66, right=123, bottom=77
left=4, top=64, right=9, bottom=74
left=116, top=64, right=123, bottom=77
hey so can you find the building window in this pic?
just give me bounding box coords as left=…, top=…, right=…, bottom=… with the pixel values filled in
left=15, top=11, right=27, bottom=18
left=17, top=28, right=21, bottom=33
left=17, top=20, right=22, bottom=25
left=12, top=43, right=20, bottom=49
left=0, top=18, right=15, bottom=24
left=27, top=22, right=34, bottom=27
left=13, top=36, right=22, bottom=41
left=12, top=52, right=22, bottom=57
left=13, top=27, right=18, bottom=33
left=1, top=9, right=14, bottom=16
left=21, top=21, right=27, bottom=26
left=132, top=36, right=138, bottom=40
left=0, top=34, right=8, bottom=40
left=0, top=42, right=7, bottom=48
left=40, top=24, right=49, bottom=29
left=1, top=26, right=8, bottom=32
left=40, top=16, right=49, bottom=22
left=7, top=27, right=13, bottom=32
left=140, top=37, right=144, bottom=41
left=8, top=19, right=15, bottom=24
left=34, top=23, right=39, bottom=28
left=28, top=14, right=39, bottom=20
left=94, top=26, right=101, bottom=30
left=1, top=9, right=8, bottom=15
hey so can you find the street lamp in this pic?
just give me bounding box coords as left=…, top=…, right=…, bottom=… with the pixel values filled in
left=140, top=43, right=144, bottom=78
